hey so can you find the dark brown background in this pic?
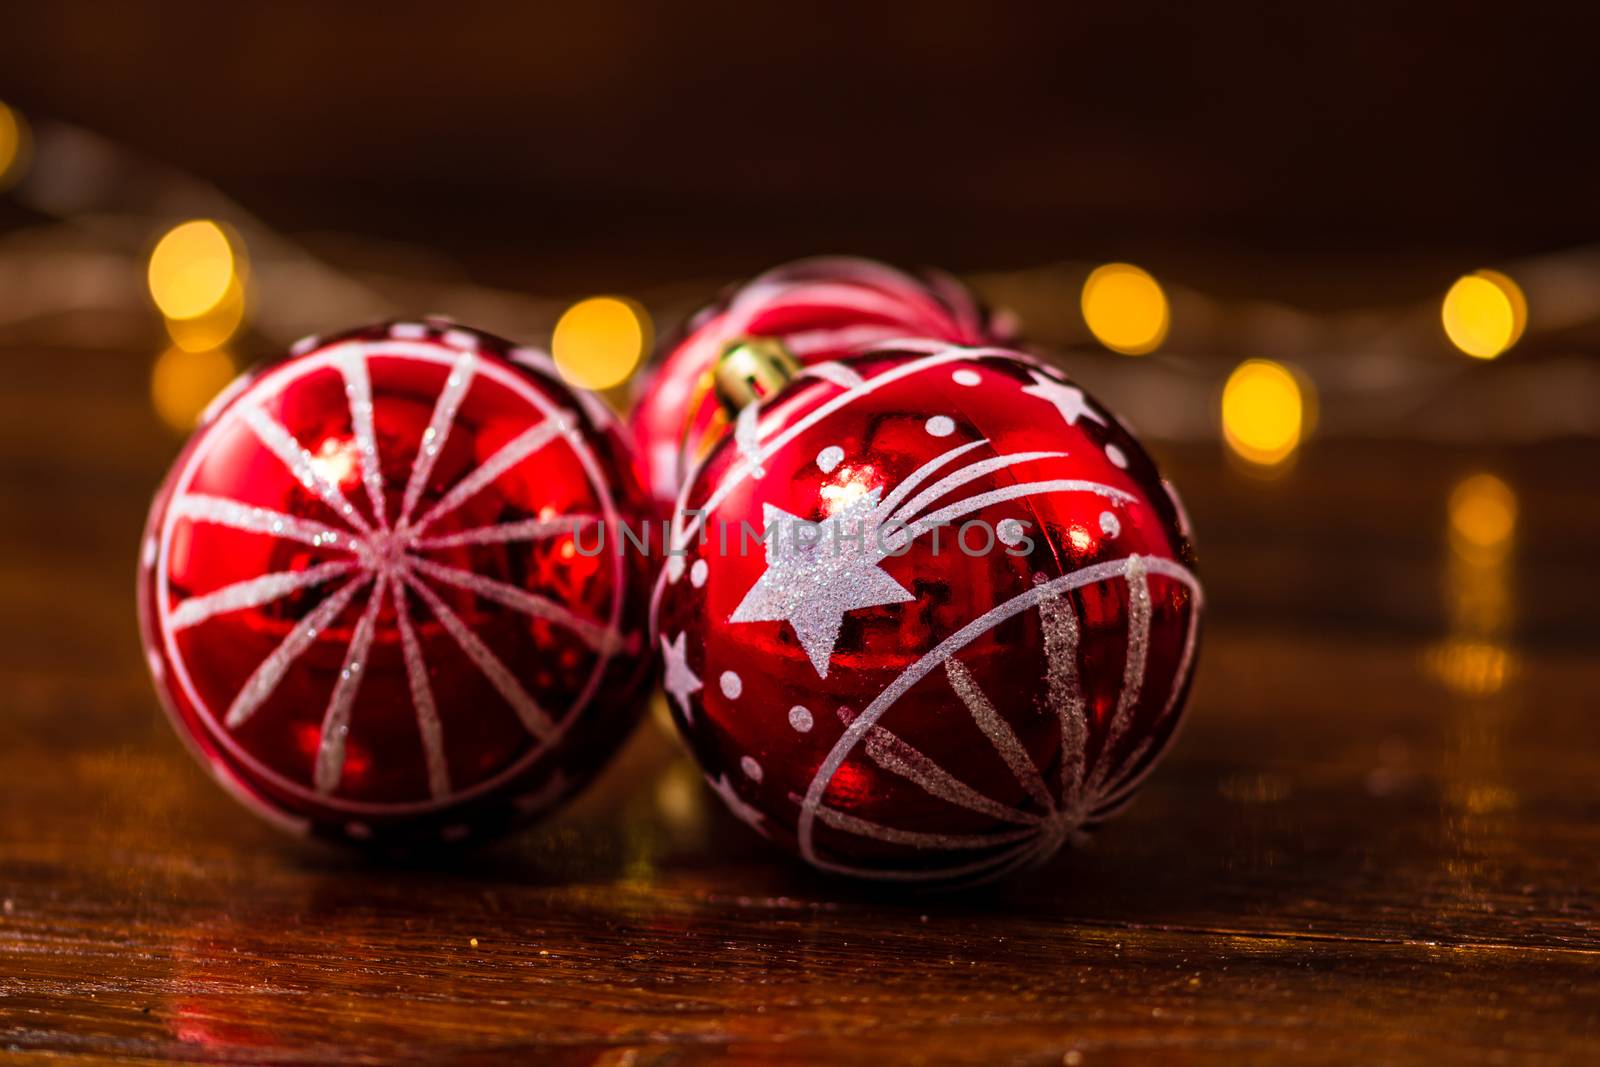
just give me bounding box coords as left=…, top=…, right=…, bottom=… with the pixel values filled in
left=5, top=2, right=1598, bottom=291
left=3, top=6, right=1599, bottom=1065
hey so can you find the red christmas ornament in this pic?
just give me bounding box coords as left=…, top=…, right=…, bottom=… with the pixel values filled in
left=629, top=257, right=1010, bottom=509
left=138, top=320, right=653, bottom=846
left=651, top=343, right=1202, bottom=882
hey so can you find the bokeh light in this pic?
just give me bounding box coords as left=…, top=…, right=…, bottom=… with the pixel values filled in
left=1449, top=472, right=1516, bottom=564
left=1221, top=359, right=1306, bottom=467
left=551, top=296, right=651, bottom=390
left=148, top=221, right=237, bottom=321
left=1080, top=263, right=1169, bottom=355
left=1425, top=640, right=1512, bottom=696
left=151, top=346, right=237, bottom=432
left=165, top=274, right=247, bottom=351
left=1442, top=271, right=1526, bottom=359
left=0, top=100, right=32, bottom=190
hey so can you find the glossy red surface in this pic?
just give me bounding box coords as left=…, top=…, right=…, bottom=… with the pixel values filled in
left=137, top=320, right=654, bottom=846
left=652, top=345, right=1201, bottom=882
left=628, top=257, right=1007, bottom=509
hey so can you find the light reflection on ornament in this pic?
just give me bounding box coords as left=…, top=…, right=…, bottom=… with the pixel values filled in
left=820, top=463, right=878, bottom=515
left=552, top=295, right=651, bottom=391
left=148, top=220, right=238, bottom=321
left=310, top=436, right=360, bottom=489
left=1080, top=263, right=1169, bottom=355
left=150, top=346, right=238, bottom=432
left=1442, top=271, right=1526, bottom=359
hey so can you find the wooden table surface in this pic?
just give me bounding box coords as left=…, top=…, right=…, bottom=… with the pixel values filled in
left=3, top=339, right=1598, bottom=1065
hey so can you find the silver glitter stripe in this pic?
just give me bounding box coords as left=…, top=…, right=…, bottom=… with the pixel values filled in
left=804, top=798, right=1040, bottom=851
left=1089, top=555, right=1151, bottom=792
left=414, top=514, right=599, bottom=551
left=1039, top=592, right=1088, bottom=808
left=313, top=576, right=387, bottom=794
left=840, top=707, right=1042, bottom=826
left=944, top=658, right=1056, bottom=812
left=174, top=495, right=363, bottom=554
left=333, top=346, right=389, bottom=530
left=409, top=557, right=614, bottom=653
left=403, top=573, right=555, bottom=740
left=897, top=479, right=1135, bottom=545
left=734, top=403, right=765, bottom=479
left=872, top=439, right=988, bottom=522
left=393, top=581, right=450, bottom=800
left=224, top=575, right=370, bottom=729
left=797, top=554, right=1197, bottom=877
left=170, top=560, right=357, bottom=630
left=399, top=349, right=476, bottom=527
left=1094, top=586, right=1204, bottom=807
left=240, top=405, right=372, bottom=534
left=797, top=361, right=866, bottom=388
left=892, top=451, right=1073, bottom=524
left=409, top=414, right=568, bottom=536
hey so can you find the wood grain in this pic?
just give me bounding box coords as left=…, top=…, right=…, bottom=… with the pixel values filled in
left=2, top=342, right=1598, bottom=1065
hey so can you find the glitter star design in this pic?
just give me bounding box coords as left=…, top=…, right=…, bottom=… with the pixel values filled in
left=728, top=490, right=914, bottom=678
left=660, top=630, right=703, bottom=722
left=1021, top=370, right=1103, bottom=429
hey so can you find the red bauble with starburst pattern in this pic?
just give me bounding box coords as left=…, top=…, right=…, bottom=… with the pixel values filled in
left=137, top=320, right=654, bottom=847
left=651, top=343, right=1202, bottom=882
left=629, top=257, right=1011, bottom=510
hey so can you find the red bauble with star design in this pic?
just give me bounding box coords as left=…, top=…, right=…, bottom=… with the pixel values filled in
left=629, top=257, right=1011, bottom=510
left=138, top=320, right=654, bottom=847
left=651, top=342, right=1202, bottom=882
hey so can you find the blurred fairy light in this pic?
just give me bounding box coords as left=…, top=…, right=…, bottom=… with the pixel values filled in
left=1448, top=472, right=1517, bottom=565
left=1080, top=263, right=1169, bottom=355
left=150, top=346, right=238, bottom=432
left=1441, top=270, right=1526, bottom=360
left=165, top=275, right=246, bottom=351
left=1426, top=640, right=1512, bottom=697
left=0, top=100, right=32, bottom=190
left=148, top=220, right=239, bottom=321
left=1427, top=471, right=1518, bottom=695
left=552, top=295, right=652, bottom=391
left=1221, top=359, right=1308, bottom=467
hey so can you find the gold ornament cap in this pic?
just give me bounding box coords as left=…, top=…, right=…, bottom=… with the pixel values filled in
left=712, top=337, right=801, bottom=414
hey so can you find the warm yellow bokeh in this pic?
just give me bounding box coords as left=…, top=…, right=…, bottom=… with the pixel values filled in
left=1080, top=263, right=1169, bottom=355
left=1442, top=271, right=1525, bottom=359
left=1221, top=359, right=1305, bottom=467
left=1424, top=638, right=1512, bottom=696
left=151, top=346, right=238, bottom=431
left=148, top=220, right=237, bottom=320
left=1449, top=472, right=1516, bottom=564
left=165, top=274, right=247, bottom=351
left=552, top=296, right=651, bottom=390
left=0, top=100, right=31, bottom=190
